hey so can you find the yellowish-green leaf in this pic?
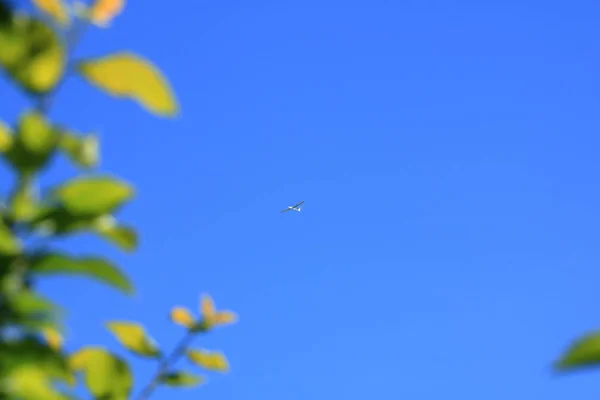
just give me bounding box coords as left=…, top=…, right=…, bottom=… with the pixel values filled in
left=0, top=218, right=20, bottom=255
left=10, top=177, right=40, bottom=222
left=9, top=290, right=63, bottom=319
left=0, top=119, right=13, bottom=152
left=0, top=15, right=66, bottom=94
left=58, top=131, right=99, bottom=169
left=69, top=346, right=132, bottom=400
left=51, top=176, right=134, bottom=217
left=94, top=222, right=138, bottom=252
left=105, top=321, right=160, bottom=358
left=160, top=371, right=205, bottom=387
left=4, top=112, right=59, bottom=176
left=0, top=338, right=73, bottom=385
left=41, top=327, right=64, bottom=351
left=19, top=112, right=56, bottom=154
left=4, top=366, right=71, bottom=400
left=32, top=0, right=70, bottom=26
left=186, top=349, right=229, bottom=373
left=29, top=253, right=134, bottom=295
left=555, top=331, right=600, bottom=371
left=77, top=52, right=179, bottom=117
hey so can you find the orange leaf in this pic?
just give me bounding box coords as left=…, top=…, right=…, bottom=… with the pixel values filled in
left=89, top=0, right=124, bottom=27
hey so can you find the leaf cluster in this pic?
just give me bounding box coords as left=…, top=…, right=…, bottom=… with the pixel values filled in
left=0, top=1, right=236, bottom=399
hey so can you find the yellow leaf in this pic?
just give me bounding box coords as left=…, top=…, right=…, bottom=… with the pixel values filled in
left=187, top=349, right=229, bottom=373
left=214, top=311, right=237, bottom=326
left=105, top=321, right=160, bottom=358
left=41, top=327, right=63, bottom=351
left=200, top=294, right=215, bottom=319
left=199, top=294, right=237, bottom=328
left=31, top=0, right=70, bottom=26
left=170, top=307, right=195, bottom=328
left=89, top=0, right=124, bottom=27
left=77, top=52, right=179, bottom=117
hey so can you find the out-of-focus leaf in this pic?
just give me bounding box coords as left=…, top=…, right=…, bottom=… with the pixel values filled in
left=3, top=112, right=59, bottom=176
left=186, top=349, right=229, bottom=373
left=32, top=0, right=70, bottom=26
left=3, top=366, right=71, bottom=400
left=77, top=52, right=179, bottom=117
left=29, top=252, right=133, bottom=295
left=94, top=222, right=137, bottom=251
left=555, top=331, right=600, bottom=372
left=160, top=371, right=204, bottom=387
left=0, top=14, right=66, bottom=93
left=105, top=321, right=160, bottom=358
left=0, top=119, right=13, bottom=152
left=69, top=346, right=132, bottom=400
left=29, top=206, right=95, bottom=236
left=50, top=176, right=134, bottom=217
left=0, top=217, right=20, bottom=255
left=196, top=293, right=237, bottom=330
left=169, top=306, right=195, bottom=329
left=0, top=337, right=72, bottom=383
left=41, top=327, right=63, bottom=351
left=0, top=0, right=11, bottom=26
left=8, top=289, right=63, bottom=319
left=88, top=0, right=124, bottom=27
left=10, top=176, right=40, bottom=222
left=58, top=130, right=99, bottom=169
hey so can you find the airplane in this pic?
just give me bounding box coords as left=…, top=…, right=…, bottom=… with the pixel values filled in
left=280, top=201, right=304, bottom=213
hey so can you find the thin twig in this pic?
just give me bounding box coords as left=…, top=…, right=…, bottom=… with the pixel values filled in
left=133, top=332, right=196, bottom=400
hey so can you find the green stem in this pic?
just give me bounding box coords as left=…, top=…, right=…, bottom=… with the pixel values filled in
left=133, top=332, right=196, bottom=400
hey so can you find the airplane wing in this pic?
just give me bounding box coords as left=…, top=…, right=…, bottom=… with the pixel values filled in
left=280, top=208, right=291, bottom=213
left=292, top=201, right=305, bottom=208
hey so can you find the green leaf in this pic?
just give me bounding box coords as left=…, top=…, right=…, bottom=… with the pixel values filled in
left=29, top=206, right=96, bottom=236
left=105, top=321, right=160, bottom=358
left=51, top=176, right=134, bottom=217
left=186, top=349, right=229, bottom=373
left=77, top=52, right=179, bottom=117
left=58, top=130, right=99, bottom=169
left=4, top=111, right=59, bottom=176
left=0, top=217, right=20, bottom=255
left=94, top=222, right=138, bottom=252
left=8, top=289, right=64, bottom=320
left=0, top=14, right=66, bottom=94
left=69, top=346, right=132, bottom=400
left=160, top=371, right=205, bottom=387
left=0, top=337, right=72, bottom=383
left=29, top=253, right=133, bottom=295
left=555, top=331, right=600, bottom=372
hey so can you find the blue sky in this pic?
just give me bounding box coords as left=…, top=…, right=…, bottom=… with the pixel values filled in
left=3, top=0, right=600, bottom=398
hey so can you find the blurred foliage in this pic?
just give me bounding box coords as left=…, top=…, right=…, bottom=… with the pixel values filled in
left=0, top=0, right=237, bottom=399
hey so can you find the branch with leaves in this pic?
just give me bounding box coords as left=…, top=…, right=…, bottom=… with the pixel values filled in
left=0, top=0, right=237, bottom=399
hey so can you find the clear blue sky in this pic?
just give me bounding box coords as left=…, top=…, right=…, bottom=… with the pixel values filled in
left=3, top=0, right=600, bottom=398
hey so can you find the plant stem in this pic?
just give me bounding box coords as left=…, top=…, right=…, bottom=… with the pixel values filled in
left=133, top=332, right=196, bottom=400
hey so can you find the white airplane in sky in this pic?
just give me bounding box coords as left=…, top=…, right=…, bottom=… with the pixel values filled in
left=280, top=201, right=304, bottom=213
